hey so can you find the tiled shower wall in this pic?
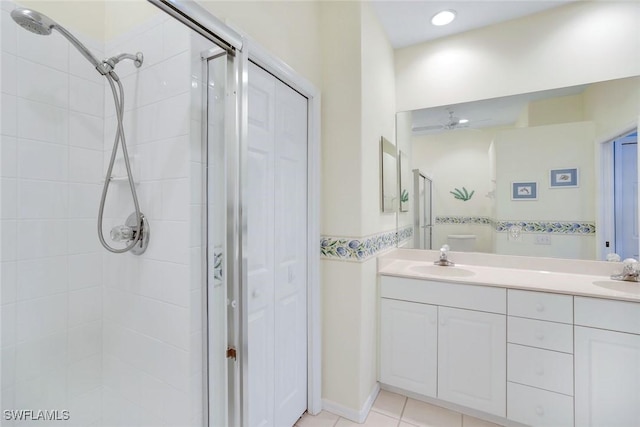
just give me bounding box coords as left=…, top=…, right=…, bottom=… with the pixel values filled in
left=1, top=1, right=105, bottom=425
left=2, top=3, right=209, bottom=426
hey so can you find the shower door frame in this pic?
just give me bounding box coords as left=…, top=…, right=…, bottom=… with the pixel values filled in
left=146, top=2, right=322, bottom=426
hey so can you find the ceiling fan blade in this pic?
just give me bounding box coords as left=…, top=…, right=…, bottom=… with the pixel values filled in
left=413, top=124, right=445, bottom=132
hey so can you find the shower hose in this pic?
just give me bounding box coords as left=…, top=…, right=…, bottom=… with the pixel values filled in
left=97, top=71, right=142, bottom=253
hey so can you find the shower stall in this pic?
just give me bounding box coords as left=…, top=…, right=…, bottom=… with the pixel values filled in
left=0, top=1, right=237, bottom=425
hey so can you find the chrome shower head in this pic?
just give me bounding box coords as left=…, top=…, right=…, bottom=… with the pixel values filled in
left=11, top=7, right=104, bottom=71
left=10, top=8, right=55, bottom=35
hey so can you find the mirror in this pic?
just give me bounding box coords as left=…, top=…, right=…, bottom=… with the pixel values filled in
left=381, top=136, right=398, bottom=212
left=397, top=76, right=640, bottom=260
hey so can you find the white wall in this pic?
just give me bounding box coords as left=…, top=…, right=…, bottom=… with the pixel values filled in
left=1, top=2, right=105, bottom=424
left=396, top=1, right=640, bottom=112
left=583, top=76, right=640, bottom=142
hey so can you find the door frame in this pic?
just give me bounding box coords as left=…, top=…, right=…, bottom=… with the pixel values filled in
left=597, top=123, right=639, bottom=260
left=237, top=38, right=322, bottom=421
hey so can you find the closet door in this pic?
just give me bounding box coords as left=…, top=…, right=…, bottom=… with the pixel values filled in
left=247, top=62, right=308, bottom=427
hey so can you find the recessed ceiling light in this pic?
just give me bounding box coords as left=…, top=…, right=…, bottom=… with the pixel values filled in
left=431, top=10, right=456, bottom=26
left=459, top=119, right=469, bottom=124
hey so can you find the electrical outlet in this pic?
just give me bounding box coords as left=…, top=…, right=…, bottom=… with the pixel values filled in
left=535, top=235, right=551, bottom=245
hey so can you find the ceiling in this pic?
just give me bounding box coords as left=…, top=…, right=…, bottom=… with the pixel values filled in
left=371, top=1, right=575, bottom=49
left=411, top=84, right=588, bottom=135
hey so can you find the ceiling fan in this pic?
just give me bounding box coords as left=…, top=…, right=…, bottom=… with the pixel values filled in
left=412, top=110, right=470, bottom=132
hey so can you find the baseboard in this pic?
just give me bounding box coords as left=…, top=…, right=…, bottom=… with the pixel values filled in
left=322, top=382, right=380, bottom=423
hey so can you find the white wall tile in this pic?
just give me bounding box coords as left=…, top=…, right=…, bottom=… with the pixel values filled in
left=69, top=147, right=103, bottom=184
left=163, top=19, right=190, bottom=58
left=1, top=303, right=16, bottom=347
left=1, top=178, right=17, bottom=219
left=69, top=253, right=102, bottom=290
left=142, top=220, right=189, bottom=264
left=136, top=181, right=163, bottom=220
left=68, top=354, right=101, bottom=396
left=14, top=331, right=66, bottom=382
left=1, top=10, right=17, bottom=55
left=1, top=220, right=17, bottom=261
left=67, top=219, right=100, bottom=254
left=138, top=136, right=189, bottom=181
left=1, top=261, right=17, bottom=305
left=1, top=94, right=17, bottom=136
left=68, top=287, right=101, bottom=327
left=16, top=294, right=67, bottom=341
left=17, top=256, right=67, bottom=301
left=138, top=51, right=190, bottom=107
left=68, top=183, right=101, bottom=219
left=190, top=247, right=203, bottom=291
left=14, top=364, right=68, bottom=409
left=70, top=76, right=104, bottom=117
left=68, top=386, right=101, bottom=427
left=1, top=136, right=17, bottom=177
left=136, top=92, right=190, bottom=143
left=190, top=161, right=203, bottom=204
left=17, top=99, right=68, bottom=144
left=2, top=345, right=16, bottom=389
left=17, top=220, right=67, bottom=259
left=69, top=111, right=104, bottom=151
left=17, top=26, right=68, bottom=72
left=141, top=259, right=189, bottom=307
left=68, top=320, right=101, bottom=362
left=17, top=58, right=69, bottom=108
left=18, top=179, right=68, bottom=219
left=2, top=53, right=16, bottom=95
left=162, top=179, right=189, bottom=221
left=17, top=138, right=68, bottom=181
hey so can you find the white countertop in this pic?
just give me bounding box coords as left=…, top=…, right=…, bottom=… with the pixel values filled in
left=378, top=257, right=640, bottom=303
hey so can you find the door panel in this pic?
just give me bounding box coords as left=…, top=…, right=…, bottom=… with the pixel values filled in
left=248, top=63, right=308, bottom=427
left=274, top=79, right=308, bottom=427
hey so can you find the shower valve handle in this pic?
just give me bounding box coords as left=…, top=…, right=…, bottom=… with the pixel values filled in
left=110, top=225, right=134, bottom=242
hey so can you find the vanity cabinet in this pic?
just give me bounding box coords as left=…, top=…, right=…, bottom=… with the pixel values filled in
left=379, top=276, right=506, bottom=417
left=574, top=297, right=640, bottom=427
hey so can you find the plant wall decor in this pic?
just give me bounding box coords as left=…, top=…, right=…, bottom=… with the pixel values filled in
left=450, top=187, right=474, bottom=202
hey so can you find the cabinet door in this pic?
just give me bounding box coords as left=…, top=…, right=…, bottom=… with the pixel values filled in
left=380, top=298, right=437, bottom=397
left=575, top=326, right=640, bottom=427
left=438, top=307, right=506, bottom=417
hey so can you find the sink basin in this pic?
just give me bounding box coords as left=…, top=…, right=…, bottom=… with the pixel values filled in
left=409, top=264, right=476, bottom=278
left=592, top=280, right=640, bottom=294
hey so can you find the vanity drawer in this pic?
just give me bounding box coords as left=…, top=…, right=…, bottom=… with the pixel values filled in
left=508, top=344, right=573, bottom=395
left=508, top=316, right=573, bottom=353
left=575, top=297, right=640, bottom=335
left=380, top=276, right=506, bottom=314
left=508, top=289, right=573, bottom=323
left=508, top=382, right=574, bottom=427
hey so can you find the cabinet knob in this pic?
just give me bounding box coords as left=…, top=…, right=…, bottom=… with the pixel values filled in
left=535, top=367, right=545, bottom=376
left=535, top=332, right=545, bottom=341
left=252, top=290, right=261, bottom=298
left=535, top=406, right=544, bottom=416
left=535, top=303, right=545, bottom=312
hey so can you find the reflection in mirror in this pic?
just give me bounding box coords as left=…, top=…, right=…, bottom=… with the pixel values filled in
left=381, top=136, right=398, bottom=212
left=397, top=76, right=640, bottom=260
left=399, top=151, right=410, bottom=212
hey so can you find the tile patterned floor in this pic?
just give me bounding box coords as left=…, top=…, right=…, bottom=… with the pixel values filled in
left=295, top=390, right=503, bottom=427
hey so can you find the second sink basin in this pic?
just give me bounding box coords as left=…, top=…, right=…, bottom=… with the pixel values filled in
left=409, top=264, right=476, bottom=278
left=592, top=280, right=640, bottom=295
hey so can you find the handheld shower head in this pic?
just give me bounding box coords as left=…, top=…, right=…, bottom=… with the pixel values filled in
left=10, top=8, right=54, bottom=35
left=11, top=7, right=104, bottom=72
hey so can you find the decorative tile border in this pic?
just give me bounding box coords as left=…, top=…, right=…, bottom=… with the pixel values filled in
left=321, top=227, right=413, bottom=262
left=495, top=220, right=596, bottom=234
left=435, top=216, right=596, bottom=234
left=436, top=216, right=492, bottom=225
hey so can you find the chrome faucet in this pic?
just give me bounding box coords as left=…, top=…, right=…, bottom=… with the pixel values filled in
left=611, top=258, right=640, bottom=282
left=434, top=244, right=455, bottom=266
